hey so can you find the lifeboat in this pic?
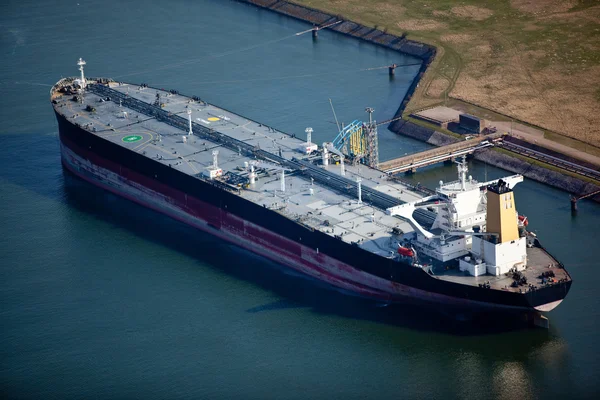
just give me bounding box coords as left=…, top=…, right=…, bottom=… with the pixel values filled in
left=518, top=215, right=528, bottom=226
left=398, top=246, right=415, bottom=258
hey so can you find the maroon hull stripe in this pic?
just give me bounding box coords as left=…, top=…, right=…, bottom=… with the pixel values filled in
left=60, top=137, right=399, bottom=300
left=60, top=132, right=549, bottom=312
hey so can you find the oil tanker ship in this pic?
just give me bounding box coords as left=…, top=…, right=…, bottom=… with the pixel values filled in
left=51, top=60, right=571, bottom=328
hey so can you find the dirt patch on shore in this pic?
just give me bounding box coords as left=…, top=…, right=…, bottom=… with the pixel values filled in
left=538, top=4, right=600, bottom=23
left=510, top=0, right=576, bottom=15
left=453, top=59, right=600, bottom=145
left=397, top=19, right=447, bottom=31
left=432, top=10, right=450, bottom=17
left=426, top=78, right=449, bottom=97
left=440, top=33, right=473, bottom=44
left=450, top=6, right=493, bottom=21
left=374, top=3, right=405, bottom=15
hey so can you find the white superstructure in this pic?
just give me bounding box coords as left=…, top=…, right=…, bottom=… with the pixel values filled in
left=388, top=158, right=526, bottom=274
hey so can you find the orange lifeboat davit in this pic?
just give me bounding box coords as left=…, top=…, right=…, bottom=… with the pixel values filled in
left=518, top=215, right=528, bottom=226
left=398, top=246, right=415, bottom=258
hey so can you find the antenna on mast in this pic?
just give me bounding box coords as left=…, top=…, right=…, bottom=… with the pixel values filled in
left=77, top=58, right=86, bottom=89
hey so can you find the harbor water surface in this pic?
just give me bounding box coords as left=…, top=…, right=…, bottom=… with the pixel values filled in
left=1, top=0, right=599, bottom=399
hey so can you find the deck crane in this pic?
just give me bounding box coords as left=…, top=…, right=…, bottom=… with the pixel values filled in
left=246, top=160, right=292, bottom=192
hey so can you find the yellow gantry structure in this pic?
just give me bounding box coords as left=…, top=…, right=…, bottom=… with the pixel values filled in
left=332, top=120, right=379, bottom=168
left=348, top=124, right=366, bottom=157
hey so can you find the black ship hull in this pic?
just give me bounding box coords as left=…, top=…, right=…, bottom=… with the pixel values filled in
left=55, top=109, right=571, bottom=316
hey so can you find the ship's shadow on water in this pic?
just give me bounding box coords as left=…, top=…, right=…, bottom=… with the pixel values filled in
left=61, top=168, right=556, bottom=339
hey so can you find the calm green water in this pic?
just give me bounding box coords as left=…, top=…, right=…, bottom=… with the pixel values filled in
left=1, top=1, right=599, bottom=399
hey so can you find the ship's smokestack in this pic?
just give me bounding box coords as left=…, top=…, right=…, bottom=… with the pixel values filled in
left=486, top=179, right=519, bottom=243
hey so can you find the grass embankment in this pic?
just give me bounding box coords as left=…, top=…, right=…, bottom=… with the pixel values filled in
left=402, top=116, right=462, bottom=140
left=294, top=0, right=600, bottom=147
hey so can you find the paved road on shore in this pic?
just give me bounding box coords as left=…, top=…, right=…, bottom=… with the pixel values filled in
left=493, top=121, right=600, bottom=169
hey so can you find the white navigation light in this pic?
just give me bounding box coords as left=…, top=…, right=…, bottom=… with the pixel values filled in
left=305, top=127, right=313, bottom=145
left=298, top=127, right=317, bottom=154
left=204, top=150, right=222, bottom=179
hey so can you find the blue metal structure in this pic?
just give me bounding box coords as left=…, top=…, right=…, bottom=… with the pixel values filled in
left=332, top=120, right=365, bottom=156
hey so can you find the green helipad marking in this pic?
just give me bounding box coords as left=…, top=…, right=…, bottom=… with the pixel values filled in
left=122, top=135, right=142, bottom=143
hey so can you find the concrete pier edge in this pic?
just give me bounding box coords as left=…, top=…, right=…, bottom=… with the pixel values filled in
left=235, top=0, right=600, bottom=204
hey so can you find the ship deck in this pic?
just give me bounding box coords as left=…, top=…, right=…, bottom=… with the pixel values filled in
left=52, top=78, right=571, bottom=294
left=435, top=245, right=570, bottom=294
left=53, top=80, right=427, bottom=259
